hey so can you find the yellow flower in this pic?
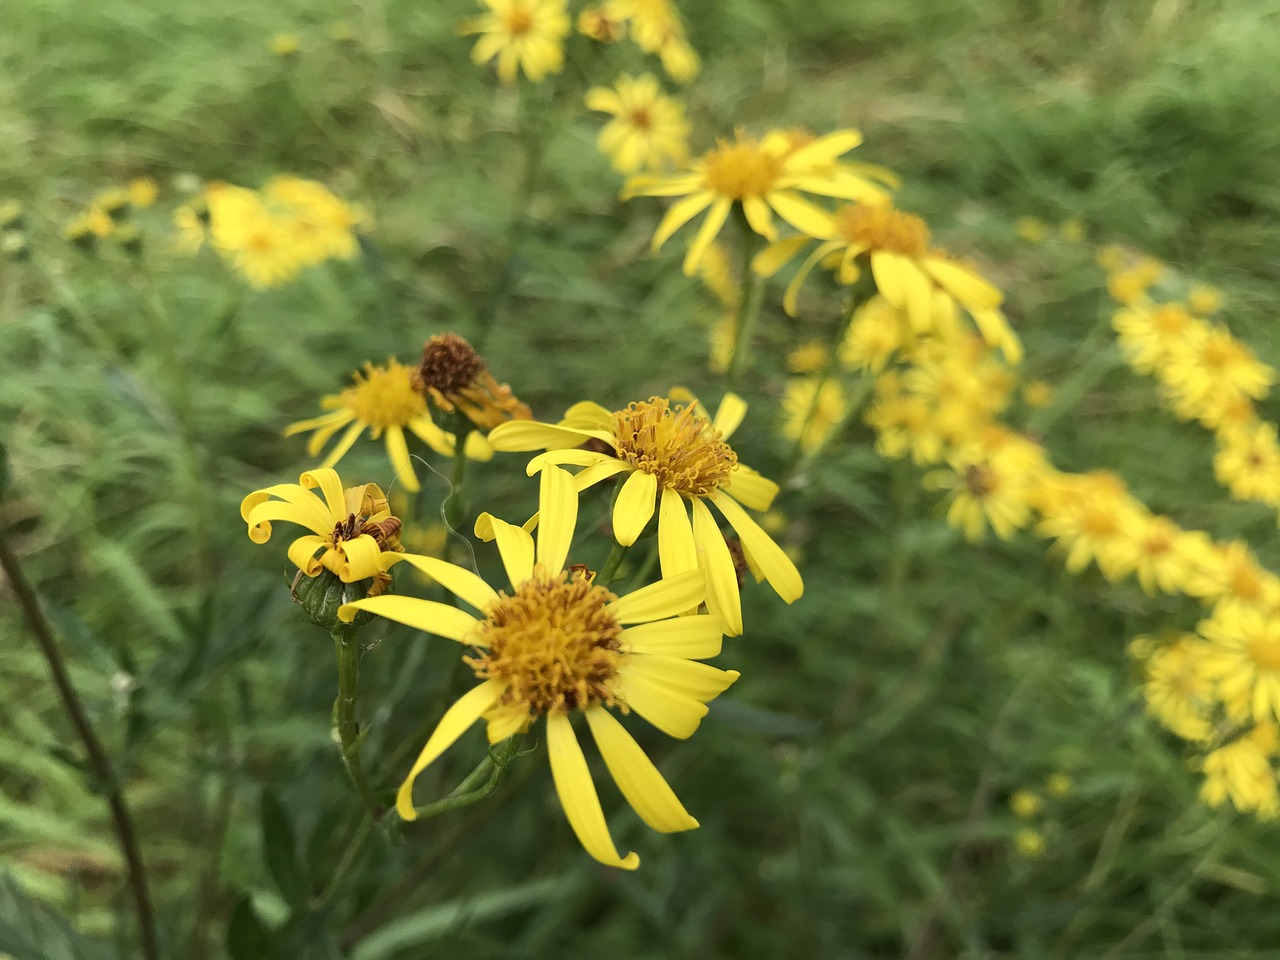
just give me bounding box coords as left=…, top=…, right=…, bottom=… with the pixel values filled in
left=1034, top=472, right=1145, bottom=582
left=1010, top=790, right=1042, bottom=818
left=1184, top=540, right=1280, bottom=608
left=1045, top=773, right=1072, bottom=797
left=206, top=183, right=302, bottom=288
left=1187, top=283, right=1224, bottom=317
left=173, top=200, right=208, bottom=255
left=1131, top=514, right=1210, bottom=596
left=1106, top=258, right=1164, bottom=305
left=1200, top=727, right=1279, bottom=817
left=241, top=468, right=401, bottom=583
left=284, top=359, right=479, bottom=494
left=488, top=394, right=801, bottom=637
left=263, top=175, right=367, bottom=263
left=1159, top=325, right=1274, bottom=419
left=270, top=32, right=300, bottom=57
left=1015, top=217, right=1047, bottom=243
left=578, top=7, right=626, bottom=41
left=1199, top=600, right=1280, bottom=725
left=1112, top=302, right=1200, bottom=375
left=127, top=177, right=158, bottom=208
left=624, top=128, right=886, bottom=276
left=1095, top=244, right=1128, bottom=272
left=414, top=333, right=532, bottom=437
left=459, top=0, right=570, bottom=85
left=864, top=370, right=944, bottom=465
left=1058, top=218, right=1085, bottom=242
left=786, top=340, right=828, bottom=374
left=923, top=448, right=1035, bottom=542
left=755, top=202, right=1021, bottom=362
left=585, top=75, right=690, bottom=175
left=1215, top=420, right=1280, bottom=506
left=780, top=377, right=847, bottom=455
left=1013, top=828, right=1046, bottom=859
left=839, top=296, right=909, bottom=373
left=1143, top=635, right=1214, bottom=741
left=339, top=466, right=738, bottom=868
left=698, top=241, right=739, bottom=311
left=1022, top=380, right=1053, bottom=409
left=608, top=0, right=699, bottom=82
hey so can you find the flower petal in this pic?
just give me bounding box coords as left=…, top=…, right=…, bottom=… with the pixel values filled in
left=609, top=569, right=705, bottom=624
left=537, top=465, right=577, bottom=573
left=657, top=487, right=697, bottom=578
left=337, top=595, right=480, bottom=641
left=615, top=668, right=708, bottom=739
left=711, top=494, right=804, bottom=602
left=487, top=421, right=602, bottom=452
left=923, top=257, right=1003, bottom=310
left=526, top=448, right=614, bottom=475
left=722, top=465, right=779, bottom=512
left=561, top=400, right=616, bottom=431
left=712, top=393, right=747, bottom=439
left=741, top=196, right=776, bottom=241
left=681, top=197, right=732, bottom=276
left=783, top=239, right=844, bottom=317
left=652, top=191, right=715, bottom=252
left=479, top=514, right=536, bottom=589
left=690, top=497, right=743, bottom=637
left=786, top=128, right=863, bottom=168
left=244, top=497, right=333, bottom=542
left=407, top=415, right=455, bottom=456
left=334, top=534, right=383, bottom=582
left=767, top=190, right=836, bottom=240
left=753, top=235, right=811, bottom=279
left=397, top=680, right=501, bottom=820
left=300, top=468, right=348, bottom=521
left=627, top=655, right=740, bottom=702
left=547, top=712, right=640, bottom=870
left=621, top=615, right=723, bottom=659
left=286, top=534, right=328, bottom=576
left=384, top=425, right=418, bottom=493
left=484, top=699, right=531, bottom=744
left=384, top=553, right=498, bottom=611
left=586, top=707, right=699, bottom=833
left=613, top=470, right=659, bottom=546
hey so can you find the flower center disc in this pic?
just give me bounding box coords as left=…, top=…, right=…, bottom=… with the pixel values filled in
left=1248, top=632, right=1280, bottom=672
left=612, top=397, right=738, bottom=497
left=342, top=360, right=427, bottom=429
left=702, top=139, right=782, bottom=199
left=468, top=569, right=623, bottom=714
left=835, top=204, right=930, bottom=256
left=505, top=7, right=534, bottom=34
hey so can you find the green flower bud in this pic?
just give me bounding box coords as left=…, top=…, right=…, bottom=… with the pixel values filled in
left=288, top=567, right=386, bottom=634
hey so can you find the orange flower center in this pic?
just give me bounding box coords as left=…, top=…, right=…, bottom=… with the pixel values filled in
left=339, top=359, right=428, bottom=430
left=702, top=138, right=782, bottom=200
left=835, top=203, right=930, bottom=256
left=504, top=6, right=535, bottom=34
left=466, top=567, right=622, bottom=714
left=628, top=107, right=653, bottom=131
left=1248, top=633, right=1280, bottom=673
left=611, top=397, right=738, bottom=497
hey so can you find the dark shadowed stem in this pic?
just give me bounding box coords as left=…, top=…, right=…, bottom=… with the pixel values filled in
left=724, top=221, right=764, bottom=392
left=312, top=814, right=375, bottom=912
left=0, top=535, right=160, bottom=960
left=332, top=632, right=384, bottom=819
left=597, top=542, right=630, bottom=587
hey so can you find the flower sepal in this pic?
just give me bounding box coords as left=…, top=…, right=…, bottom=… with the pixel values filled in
left=289, top=566, right=387, bottom=634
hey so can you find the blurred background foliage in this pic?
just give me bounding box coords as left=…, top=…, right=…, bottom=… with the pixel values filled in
left=3, top=0, right=1280, bottom=956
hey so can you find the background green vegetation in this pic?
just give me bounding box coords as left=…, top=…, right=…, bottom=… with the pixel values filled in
left=3, top=0, right=1280, bottom=956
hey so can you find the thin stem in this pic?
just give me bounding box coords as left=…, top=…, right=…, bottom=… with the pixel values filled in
left=0, top=534, right=160, bottom=960
left=597, top=542, right=630, bottom=587
left=724, top=218, right=765, bottom=391
left=410, top=736, right=522, bottom=820
left=332, top=632, right=384, bottom=819
left=782, top=296, right=860, bottom=477
left=312, top=815, right=374, bottom=911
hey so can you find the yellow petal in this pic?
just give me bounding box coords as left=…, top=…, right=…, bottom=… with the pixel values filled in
left=319, top=421, right=366, bottom=470
left=657, top=487, right=697, bottom=578
left=711, top=494, right=804, bottom=602
left=615, top=668, right=709, bottom=739
left=397, top=680, right=501, bottom=820
left=753, top=235, right=811, bottom=279
left=300, top=468, right=348, bottom=521
left=613, top=470, right=658, bottom=546
left=546, top=712, right=640, bottom=870
left=384, top=425, right=418, bottom=493
left=741, top=195, right=776, bottom=241
left=561, top=400, right=616, bottom=431
left=335, top=534, right=383, bottom=582
left=783, top=239, right=844, bottom=317
left=286, top=534, right=328, bottom=576
left=609, top=569, right=705, bottom=624
left=621, top=615, right=723, bottom=659
left=487, top=421, right=601, bottom=452
left=650, top=191, right=714, bottom=252
left=480, top=515, right=536, bottom=589
left=463, top=430, right=494, bottom=461
left=627, top=655, right=740, bottom=702
left=923, top=257, right=1003, bottom=310
left=681, top=197, right=732, bottom=277
left=712, top=393, right=747, bottom=439
left=337, top=595, right=480, bottom=641
left=786, top=128, right=862, bottom=168
left=537, top=465, right=577, bottom=573
left=484, top=700, right=531, bottom=744
left=585, top=707, right=699, bottom=833
left=407, top=416, right=455, bottom=456
left=526, top=448, right=613, bottom=475
left=384, top=554, right=498, bottom=611
left=283, top=409, right=350, bottom=437
left=722, top=465, right=779, bottom=512
left=767, top=190, right=835, bottom=240
left=244, top=498, right=332, bottom=542
left=690, top=497, right=743, bottom=637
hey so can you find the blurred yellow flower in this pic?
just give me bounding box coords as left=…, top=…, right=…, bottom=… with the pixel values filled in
left=1058, top=217, right=1085, bottom=242
left=585, top=74, right=690, bottom=174
left=1010, top=790, right=1042, bottom=818
left=1200, top=600, right=1280, bottom=725
left=1014, top=217, right=1047, bottom=243
left=488, top=393, right=800, bottom=637
left=1200, top=726, right=1278, bottom=816
left=1022, top=380, right=1053, bottom=409
left=127, top=177, right=158, bottom=208
left=206, top=183, right=301, bottom=288
left=173, top=200, right=208, bottom=255
left=270, top=33, right=301, bottom=57
left=1214, top=421, right=1280, bottom=506
left=578, top=6, right=625, bottom=41
left=1045, top=773, right=1072, bottom=797
left=241, top=468, right=402, bottom=584
left=609, top=0, right=699, bottom=82
left=624, top=128, right=885, bottom=276
left=339, top=466, right=738, bottom=869
left=786, top=340, right=828, bottom=374
left=1013, top=828, right=1046, bottom=859
left=1187, top=283, right=1224, bottom=316
left=923, top=447, right=1036, bottom=542
left=780, top=376, right=847, bottom=455
left=459, top=0, right=570, bottom=85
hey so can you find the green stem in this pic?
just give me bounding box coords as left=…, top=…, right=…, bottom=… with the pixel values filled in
left=410, top=736, right=522, bottom=820
left=332, top=632, right=384, bottom=819
left=312, top=815, right=374, bottom=911
left=597, top=542, right=630, bottom=587
left=724, top=218, right=765, bottom=391
left=0, top=534, right=160, bottom=960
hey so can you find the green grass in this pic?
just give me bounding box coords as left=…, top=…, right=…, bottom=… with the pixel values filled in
left=3, top=1, right=1280, bottom=957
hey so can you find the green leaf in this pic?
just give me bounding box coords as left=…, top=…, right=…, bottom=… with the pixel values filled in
left=0, top=872, right=110, bottom=960
left=0, top=439, right=9, bottom=498
left=259, top=790, right=308, bottom=907
left=225, top=895, right=272, bottom=960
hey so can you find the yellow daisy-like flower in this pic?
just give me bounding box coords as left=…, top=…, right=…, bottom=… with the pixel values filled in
left=585, top=74, right=690, bottom=175
left=284, top=359, right=488, bottom=495
left=173, top=200, right=208, bottom=256
left=459, top=0, right=570, bottom=85
left=607, top=0, right=699, bottom=82
left=1199, top=600, right=1280, bottom=725
left=756, top=202, right=1021, bottom=363
left=786, top=340, right=828, bottom=374
left=1009, top=790, right=1042, bottom=818
left=839, top=296, right=909, bottom=374
left=578, top=6, right=626, bottom=41
left=1143, top=634, right=1214, bottom=742
left=1200, top=726, right=1279, bottom=817
left=780, top=376, right=847, bottom=455
left=127, top=177, right=158, bottom=208
left=1187, top=284, right=1224, bottom=317
left=1184, top=540, right=1280, bottom=609
left=1159, top=324, right=1275, bottom=419
left=241, top=468, right=401, bottom=583
left=1034, top=472, right=1145, bottom=582
left=623, top=129, right=887, bottom=277
left=1013, top=828, right=1046, bottom=859
left=1130, top=514, right=1211, bottom=597
left=263, top=175, right=367, bottom=264
left=1112, top=302, right=1200, bottom=375
left=922, top=448, right=1034, bottom=542
left=487, top=394, right=801, bottom=637
left=339, top=466, right=738, bottom=869
left=1214, top=420, right=1280, bottom=506
left=206, top=183, right=302, bottom=289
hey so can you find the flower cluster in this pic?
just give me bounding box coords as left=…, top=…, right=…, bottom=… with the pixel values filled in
left=177, top=176, right=368, bottom=288
left=61, top=179, right=157, bottom=253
